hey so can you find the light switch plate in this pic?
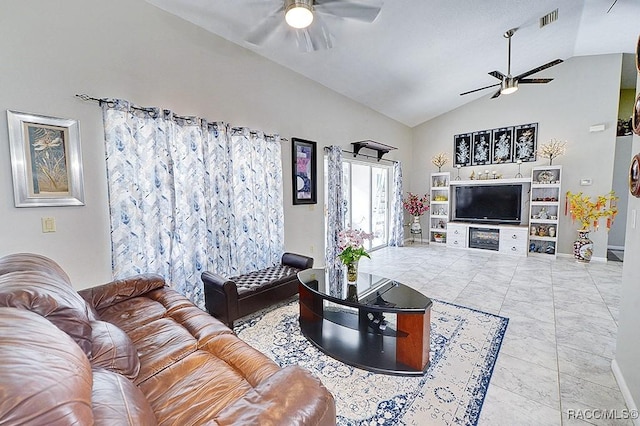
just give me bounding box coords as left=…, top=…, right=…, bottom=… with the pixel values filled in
left=580, top=178, right=592, bottom=186
left=41, top=217, right=56, bottom=233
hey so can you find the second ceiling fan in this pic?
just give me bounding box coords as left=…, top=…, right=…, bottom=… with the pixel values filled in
left=460, top=28, right=563, bottom=99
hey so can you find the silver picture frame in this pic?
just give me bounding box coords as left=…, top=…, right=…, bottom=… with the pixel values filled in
left=7, top=110, right=85, bottom=207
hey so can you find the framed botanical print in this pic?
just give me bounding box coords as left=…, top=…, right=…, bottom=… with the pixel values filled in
left=514, top=123, right=538, bottom=162
left=7, top=110, right=85, bottom=207
left=491, top=127, right=514, bottom=164
left=471, top=130, right=491, bottom=166
left=292, top=137, right=317, bottom=205
left=454, top=132, right=472, bottom=166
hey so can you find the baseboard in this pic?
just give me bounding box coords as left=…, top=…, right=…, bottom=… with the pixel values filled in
left=611, top=358, right=640, bottom=426
left=556, top=253, right=607, bottom=263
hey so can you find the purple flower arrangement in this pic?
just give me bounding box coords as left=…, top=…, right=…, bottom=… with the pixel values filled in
left=337, top=228, right=373, bottom=264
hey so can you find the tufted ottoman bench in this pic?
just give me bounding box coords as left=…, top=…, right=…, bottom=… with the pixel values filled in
left=202, top=253, right=314, bottom=327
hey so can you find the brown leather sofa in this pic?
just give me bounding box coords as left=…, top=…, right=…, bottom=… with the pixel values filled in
left=0, top=253, right=335, bottom=425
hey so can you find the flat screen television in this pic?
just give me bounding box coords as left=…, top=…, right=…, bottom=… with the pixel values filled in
left=454, top=184, right=522, bottom=224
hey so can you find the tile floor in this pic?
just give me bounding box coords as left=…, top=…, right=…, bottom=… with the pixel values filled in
left=357, top=243, right=629, bottom=426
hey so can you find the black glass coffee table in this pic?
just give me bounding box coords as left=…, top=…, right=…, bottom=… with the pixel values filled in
left=297, top=268, right=432, bottom=376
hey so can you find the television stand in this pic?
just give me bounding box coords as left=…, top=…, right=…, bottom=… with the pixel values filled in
left=446, top=222, right=528, bottom=257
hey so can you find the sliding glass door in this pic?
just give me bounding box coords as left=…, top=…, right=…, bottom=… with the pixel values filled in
left=342, top=161, right=390, bottom=250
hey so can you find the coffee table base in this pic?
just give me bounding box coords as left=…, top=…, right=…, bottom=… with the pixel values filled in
left=299, top=286, right=430, bottom=376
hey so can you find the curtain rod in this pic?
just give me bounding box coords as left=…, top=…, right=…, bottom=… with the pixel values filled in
left=75, top=94, right=288, bottom=141
left=323, top=146, right=397, bottom=164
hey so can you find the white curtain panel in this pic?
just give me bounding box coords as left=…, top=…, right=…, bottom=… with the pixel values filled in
left=324, top=145, right=345, bottom=297
left=388, top=161, right=405, bottom=246
left=101, top=100, right=284, bottom=308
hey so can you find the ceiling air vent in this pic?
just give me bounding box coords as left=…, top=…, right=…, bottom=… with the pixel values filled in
left=540, top=9, right=558, bottom=28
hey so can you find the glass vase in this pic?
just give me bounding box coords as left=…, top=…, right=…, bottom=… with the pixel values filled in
left=346, top=261, right=359, bottom=283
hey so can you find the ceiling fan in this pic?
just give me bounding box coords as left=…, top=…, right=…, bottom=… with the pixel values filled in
left=460, top=28, right=563, bottom=99
left=246, top=0, right=383, bottom=52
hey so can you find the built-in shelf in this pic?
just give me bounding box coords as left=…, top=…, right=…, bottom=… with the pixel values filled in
left=450, top=177, right=532, bottom=186
left=351, top=140, right=397, bottom=161
left=429, top=172, right=450, bottom=244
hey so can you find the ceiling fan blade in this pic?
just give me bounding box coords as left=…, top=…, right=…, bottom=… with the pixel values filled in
left=488, top=70, right=506, bottom=81
left=518, top=78, right=553, bottom=84
left=294, top=14, right=334, bottom=52
left=515, top=59, right=563, bottom=80
left=314, top=0, right=383, bottom=23
left=490, top=89, right=502, bottom=99
left=245, top=6, right=284, bottom=45
left=460, top=83, right=500, bottom=96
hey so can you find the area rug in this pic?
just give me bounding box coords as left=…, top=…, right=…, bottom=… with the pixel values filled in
left=235, top=299, right=508, bottom=426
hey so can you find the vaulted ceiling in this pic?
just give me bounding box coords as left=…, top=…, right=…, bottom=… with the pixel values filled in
left=147, top=0, right=640, bottom=127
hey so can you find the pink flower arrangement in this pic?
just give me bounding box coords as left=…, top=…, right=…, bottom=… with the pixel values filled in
left=337, top=228, right=373, bottom=264
left=403, top=192, right=430, bottom=217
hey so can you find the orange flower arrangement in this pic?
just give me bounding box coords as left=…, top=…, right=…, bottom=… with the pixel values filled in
left=565, top=191, right=618, bottom=231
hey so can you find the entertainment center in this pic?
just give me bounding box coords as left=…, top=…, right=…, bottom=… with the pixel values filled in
left=432, top=166, right=562, bottom=257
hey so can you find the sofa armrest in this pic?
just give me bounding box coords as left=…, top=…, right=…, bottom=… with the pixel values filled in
left=78, top=274, right=166, bottom=311
left=281, top=252, right=314, bottom=270
left=214, top=366, right=335, bottom=426
left=201, top=271, right=238, bottom=327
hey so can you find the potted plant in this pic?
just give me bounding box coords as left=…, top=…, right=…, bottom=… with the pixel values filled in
left=566, top=191, right=618, bottom=262
left=433, top=232, right=446, bottom=243
left=403, top=192, right=430, bottom=233
left=337, top=228, right=373, bottom=283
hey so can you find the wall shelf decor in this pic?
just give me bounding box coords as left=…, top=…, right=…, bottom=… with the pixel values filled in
left=351, top=140, right=397, bottom=161
left=630, top=153, right=640, bottom=198
left=454, top=122, right=538, bottom=167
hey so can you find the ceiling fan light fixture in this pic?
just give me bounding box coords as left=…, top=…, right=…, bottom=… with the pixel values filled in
left=501, top=78, right=519, bottom=95
left=285, top=0, right=314, bottom=29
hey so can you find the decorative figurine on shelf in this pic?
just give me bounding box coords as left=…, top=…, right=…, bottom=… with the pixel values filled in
left=538, top=139, right=567, bottom=165
left=539, top=208, right=549, bottom=220
left=455, top=164, right=462, bottom=180
left=469, top=171, right=475, bottom=180
left=431, top=152, right=449, bottom=172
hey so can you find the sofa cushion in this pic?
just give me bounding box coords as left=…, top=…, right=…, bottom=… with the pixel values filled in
left=0, top=270, right=93, bottom=356
left=0, top=307, right=93, bottom=424
left=232, top=264, right=300, bottom=296
left=91, top=320, right=141, bottom=380
left=92, top=368, right=157, bottom=426
left=0, top=252, right=72, bottom=284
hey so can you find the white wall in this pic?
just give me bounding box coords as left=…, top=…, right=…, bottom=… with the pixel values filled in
left=411, top=54, right=622, bottom=259
left=0, top=0, right=412, bottom=289
left=614, top=71, right=640, bottom=421
left=609, top=136, right=632, bottom=248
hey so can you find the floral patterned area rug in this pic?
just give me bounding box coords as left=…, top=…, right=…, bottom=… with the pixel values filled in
left=235, top=299, right=508, bottom=426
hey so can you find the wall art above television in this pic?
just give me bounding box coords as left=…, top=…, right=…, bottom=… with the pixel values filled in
left=454, top=122, right=537, bottom=167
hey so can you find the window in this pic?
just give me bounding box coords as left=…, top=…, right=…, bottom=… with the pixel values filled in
left=326, top=158, right=390, bottom=250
